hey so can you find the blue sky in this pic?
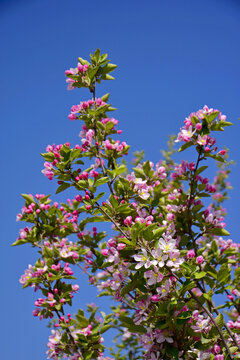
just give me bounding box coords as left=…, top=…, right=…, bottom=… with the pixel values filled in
left=1, top=0, right=240, bottom=359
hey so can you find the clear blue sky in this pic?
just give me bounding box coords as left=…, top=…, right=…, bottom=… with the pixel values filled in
left=1, top=0, right=240, bottom=359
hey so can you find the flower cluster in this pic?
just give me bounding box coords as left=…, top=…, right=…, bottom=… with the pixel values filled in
left=15, top=50, right=240, bottom=360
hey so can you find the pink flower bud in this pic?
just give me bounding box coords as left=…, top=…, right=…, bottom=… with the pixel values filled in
left=101, top=249, right=109, bottom=256
left=187, top=250, right=195, bottom=259
left=167, top=213, right=175, bottom=221
left=124, top=216, right=132, bottom=226
left=213, top=345, right=221, bottom=354
left=68, top=113, right=77, bottom=121
left=117, top=243, right=126, bottom=250
left=196, top=256, right=204, bottom=264
left=75, top=195, right=82, bottom=202
left=82, top=171, right=89, bottom=179
left=195, top=123, right=202, bottom=131
left=77, top=63, right=83, bottom=72
left=151, top=294, right=161, bottom=302
left=82, top=101, right=88, bottom=109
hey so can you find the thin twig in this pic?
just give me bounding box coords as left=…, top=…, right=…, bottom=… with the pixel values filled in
left=92, top=82, right=115, bottom=196
left=95, top=201, right=130, bottom=240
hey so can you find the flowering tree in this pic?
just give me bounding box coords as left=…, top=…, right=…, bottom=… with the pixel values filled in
left=15, top=49, right=240, bottom=360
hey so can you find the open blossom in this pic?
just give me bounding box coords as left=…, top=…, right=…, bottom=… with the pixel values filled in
left=158, top=237, right=176, bottom=253
left=151, top=248, right=168, bottom=267
left=42, top=162, right=54, bottom=180
left=197, top=134, right=208, bottom=146
left=144, top=268, right=163, bottom=285
left=191, top=316, right=211, bottom=333
left=166, top=250, right=184, bottom=269
left=157, top=279, right=171, bottom=298
left=133, top=249, right=153, bottom=269
left=133, top=177, right=151, bottom=199
left=19, top=264, right=33, bottom=286
left=155, top=329, right=174, bottom=344
left=175, top=125, right=196, bottom=142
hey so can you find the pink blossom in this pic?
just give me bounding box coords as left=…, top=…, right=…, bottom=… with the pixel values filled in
left=195, top=123, right=202, bottom=131
left=151, top=248, right=168, bottom=268
left=187, top=249, right=195, bottom=259
left=218, top=149, right=226, bottom=156
left=197, top=134, right=208, bottom=146
left=214, top=355, right=224, bottom=360
left=196, top=255, right=204, bottom=264
left=124, top=216, right=132, bottom=226
left=144, top=268, right=163, bottom=285
left=134, top=249, right=153, bottom=269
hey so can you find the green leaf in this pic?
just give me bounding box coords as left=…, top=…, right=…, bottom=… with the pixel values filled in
left=215, top=313, right=224, bottom=329
left=101, top=93, right=110, bottom=102
left=94, top=177, right=109, bottom=187
left=78, top=57, right=90, bottom=66
left=102, top=74, right=115, bottom=80
left=206, top=153, right=225, bottom=163
left=105, top=121, right=115, bottom=132
left=143, top=160, right=151, bottom=176
left=195, top=166, right=208, bottom=176
left=217, top=264, right=230, bottom=283
left=193, top=271, right=206, bottom=279
left=71, top=148, right=82, bottom=160
left=117, top=204, right=132, bottom=215
left=120, top=278, right=139, bottom=296
left=94, top=192, right=105, bottom=202
left=88, top=66, right=99, bottom=80
left=179, top=279, right=196, bottom=296
left=40, top=152, right=55, bottom=162
left=56, top=182, right=71, bottom=194
left=177, top=311, right=192, bottom=320
left=132, top=167, right=145, bottom=179
left=21, top=193, right=35, bottom=203
left=210, top=227, right=230, bottom=236
left=166, top=344, right=179, bottom=359
left=153, top=227, right=166, bottom=238
left=101, top=63, right=117, bottom=74
left=229, top=346, right=238, bottom=354
left=218, top=120, right=233, bottom=127
left=76, top=314, right=89, bottom=327
left=178, top=141, right=194, bottom=152
left=94, top=48, right=101, bottom=61
left=114, top=164, right=127, bottom=176
left=101, top=324, right=112, bottom=334
left=198, top=192, right=210, bottom=198
left=78, top=216, right=103, bottom=230
left=211, top=240, right=218, bottom=253
left=12, top=239, right=28, bottom=246
left=118, top=316, right=146, bottom=333
left=191, top=115, right=199, bottom=125
left=85, top=351, right=94, bottom=360
left=205, top=111, right=219, bottom=123
left=109, top=194, right=118, bottom=208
